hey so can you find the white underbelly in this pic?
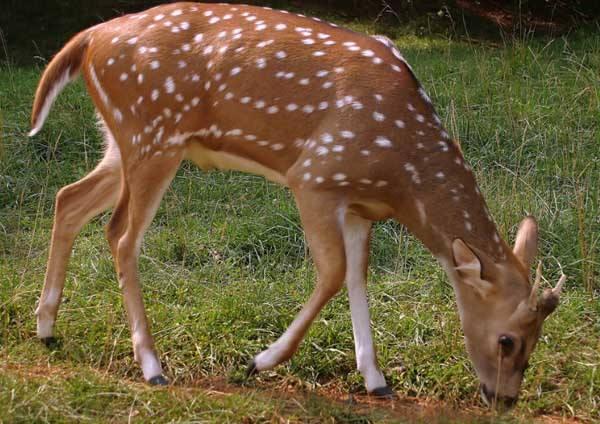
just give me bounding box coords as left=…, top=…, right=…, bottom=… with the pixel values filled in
left=185, top=142, right=288, bottom=187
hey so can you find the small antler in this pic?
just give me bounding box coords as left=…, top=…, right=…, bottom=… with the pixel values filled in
left=552, top=274, right=567, bottom=297
left=538, top=273, right=566, bottom=318
left=528, top=261, right=542, bottom=312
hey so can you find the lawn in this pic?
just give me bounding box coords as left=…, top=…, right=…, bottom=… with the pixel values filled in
left=0, top=3, right=598, bottom=423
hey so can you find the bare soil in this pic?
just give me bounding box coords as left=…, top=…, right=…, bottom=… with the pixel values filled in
left=2, top=359, right=583, bottom=423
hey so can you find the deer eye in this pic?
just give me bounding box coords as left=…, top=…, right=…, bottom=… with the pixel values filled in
left=498, top=335, right=515, bottom=356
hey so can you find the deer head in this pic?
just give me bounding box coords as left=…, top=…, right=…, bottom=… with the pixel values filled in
left=448, top=216, right=565, bottom=409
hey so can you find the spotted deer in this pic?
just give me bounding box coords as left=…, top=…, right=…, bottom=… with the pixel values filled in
left=30, top=2, right=565, bottom=408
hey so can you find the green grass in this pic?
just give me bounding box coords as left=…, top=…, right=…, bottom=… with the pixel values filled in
left=1, top=5, right=599, bottom=423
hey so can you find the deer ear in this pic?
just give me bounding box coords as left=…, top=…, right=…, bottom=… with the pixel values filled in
left=452, top=239, right=481, bottom=277
left=452, top=239, right=493, bottom=298
left=513, top=216, right=538, bottom=270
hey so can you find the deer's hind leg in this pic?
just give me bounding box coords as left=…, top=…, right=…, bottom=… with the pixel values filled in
left=36, top=129, right=121, bottom=343
left=105, top=149, right=183, bottom=384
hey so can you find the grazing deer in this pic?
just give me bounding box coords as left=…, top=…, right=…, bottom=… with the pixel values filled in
left=30, top=2, right=565, bottom=408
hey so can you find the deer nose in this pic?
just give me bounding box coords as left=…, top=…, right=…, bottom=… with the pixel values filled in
left=479, top=384, right=518, bottom=410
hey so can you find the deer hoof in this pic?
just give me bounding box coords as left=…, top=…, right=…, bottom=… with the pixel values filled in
left=246, top=359, right=259, bottom=378
left=40, top=337, right=59, bottom=349
left=369, top=386, right=397, bottom=400
left=148, top=375, right=169, bottom=386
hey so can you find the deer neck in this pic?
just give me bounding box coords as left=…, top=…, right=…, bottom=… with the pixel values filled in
left=399, top=155, right=511, bottom=269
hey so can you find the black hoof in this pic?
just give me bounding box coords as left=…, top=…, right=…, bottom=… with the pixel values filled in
left=369, top=386, right=397, bottom=399
left=40, top=337, right=59, bottom=349
left=246, top=359, right=259, bottom=378
left=148, top=375, right=169, bottom=386
left=345, top=394, right=357, bottom=405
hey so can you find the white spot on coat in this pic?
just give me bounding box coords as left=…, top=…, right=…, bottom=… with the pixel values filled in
left=373, top=112, right=385, bottom=122
left=374, top=136, right=392, bottom=148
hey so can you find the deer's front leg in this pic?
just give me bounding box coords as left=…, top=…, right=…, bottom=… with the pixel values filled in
left=249, top=190, right=347, bottom=373
left=342, top=214, right=393, bottom=398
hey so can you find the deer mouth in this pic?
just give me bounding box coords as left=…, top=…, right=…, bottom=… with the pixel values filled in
left=479, top=383, right=518, bottom=410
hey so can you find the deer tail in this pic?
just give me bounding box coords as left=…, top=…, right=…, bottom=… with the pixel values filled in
left=29, top=30, right=92, bottom=137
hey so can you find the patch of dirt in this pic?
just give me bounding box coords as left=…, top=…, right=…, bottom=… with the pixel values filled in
left=189, top=375, right=483, bottom=423
left=187, top=374, right=582, bottom=423
left=1, top=361, right=582, bottom=423
left=1, top=360, right=80, bottom=380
